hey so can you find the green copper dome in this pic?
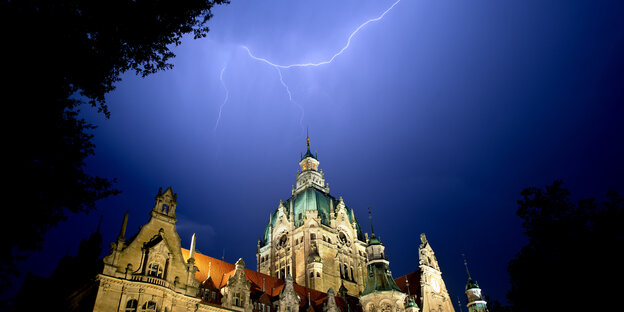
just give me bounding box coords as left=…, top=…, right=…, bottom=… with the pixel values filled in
left=361, top=261, right=402, bottom=296
left=466, top=278, right=480, bottom=290
left=406, top=296, right=418, bottom=308
left=262, top=188, right=364, bottom=246
left=302, top=147, right=316, bottom=160
left=368, top=235, right=382, bottom=246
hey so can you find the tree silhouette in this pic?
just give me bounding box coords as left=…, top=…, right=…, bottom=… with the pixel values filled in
left=508, top=181, right=623, bottom=311
left=1, top=0, right=228, bottom=292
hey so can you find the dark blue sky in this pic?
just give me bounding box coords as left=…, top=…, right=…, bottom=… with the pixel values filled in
left=15, top=0, right=624, bottom=306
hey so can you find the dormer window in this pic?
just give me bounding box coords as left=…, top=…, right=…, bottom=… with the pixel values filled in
left=234, top=293, right=243, bottom=307
left=147, top=263, right=163, bottom=278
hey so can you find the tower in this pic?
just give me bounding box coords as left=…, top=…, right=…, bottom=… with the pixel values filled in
left=359, top=208, right=407, bottom=312
left=463, top=256, right=488, bottom=312
left=96, top=187, right=201, bottom=311
left=419, top=234, right=455, bottom=312
left=257, top=136, right=368, bottom=296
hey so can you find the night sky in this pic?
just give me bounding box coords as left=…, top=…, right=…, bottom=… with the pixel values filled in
left=13, top=0, right=624, bottom=306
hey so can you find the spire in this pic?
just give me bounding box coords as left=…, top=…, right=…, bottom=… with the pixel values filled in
left=462, top=254, right=472, bottom=280
left=462, top=254, right=480, bottom=290
left=457, top=297, right=464, bottom=312
left=189, top=233, right=196, bottom=259
left=117, top=211, right=129, bottom=241
left=302, top=132, right=316, bottom=160
left=368, top=207, right=376, bottom=238
left=406, top=278, right=411, bottom=297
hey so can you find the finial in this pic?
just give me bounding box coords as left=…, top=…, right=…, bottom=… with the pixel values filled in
left=462, top=253, right=472, bottom=280
left=118, top=211, right=129, bottom=241
left=189, top=233, right=196, bottom=259
left=222, top=248, right=225, bottom=261
left=368, top=207, right=375, bottom=237
left=406, top=278, right=411, bottom=296
left=457, top=297, right=464, bottom=312
left=308, top=291, right=311, bottom=307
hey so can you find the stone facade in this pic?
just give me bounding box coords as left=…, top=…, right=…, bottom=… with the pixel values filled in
left=19, top=138, right=488, bottom=312
left=418, top=234, right=455, bottom=312
left=257, top=139, right=367, bottom=297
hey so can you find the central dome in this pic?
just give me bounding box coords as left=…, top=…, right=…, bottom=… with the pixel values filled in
left=262, top=188, right=364, bottom=246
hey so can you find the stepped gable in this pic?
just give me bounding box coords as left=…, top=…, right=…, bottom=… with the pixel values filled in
left=183, top=248, right=361, bottom=311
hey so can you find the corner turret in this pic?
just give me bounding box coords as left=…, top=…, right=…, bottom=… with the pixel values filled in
left=359, top=208, right=406, bottom=312
left=463, top=255, right=488, bottom=312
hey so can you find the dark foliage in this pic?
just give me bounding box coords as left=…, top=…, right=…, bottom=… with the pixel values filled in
left=486, top=296, right=511, bottom=312
left=13, top=228, right=104, bottom=311
left=0, top=0, right=228, bottom=292
left=508, top=181, right=623, bottom=311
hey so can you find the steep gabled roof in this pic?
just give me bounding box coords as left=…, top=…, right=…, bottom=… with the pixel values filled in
left=181, top=248, right=363, bottom=311
left=394, top=269, right=422, bottom=304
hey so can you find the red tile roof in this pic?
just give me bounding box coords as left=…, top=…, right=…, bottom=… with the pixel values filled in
left=181, top=248, right=362, bottom=312
left=394, top=270, right=422, bottom=305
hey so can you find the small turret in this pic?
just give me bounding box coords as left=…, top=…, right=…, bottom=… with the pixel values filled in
left=360, top=207, right=406, bottom=312
left=463, top=255, right=488, bottom=312
left=295, top=135, right=329, bottom=194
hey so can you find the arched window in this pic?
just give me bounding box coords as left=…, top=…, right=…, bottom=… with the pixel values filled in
left=316, top=271, right=320, bottom=277
left=344, top=264, right=349, bottom=280
left=350, top=267, right=355, bottom=281
left=147, top=263, right=163, bottom=278
left=310, top=233, right=316, bottom=240
left=125, top=299, right=138, bottom=312
left=310, top=271, right=314, bottom=278
left=161, top=204, right=169, bottom=213
left=142, top=301, right=157, bottom=312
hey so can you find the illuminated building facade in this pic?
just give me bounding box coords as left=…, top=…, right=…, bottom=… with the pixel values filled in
left=16, top=138, right=482, bottom=312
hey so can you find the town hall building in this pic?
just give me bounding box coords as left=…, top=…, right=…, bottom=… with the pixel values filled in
left=15, top=138, right=489, bottom=312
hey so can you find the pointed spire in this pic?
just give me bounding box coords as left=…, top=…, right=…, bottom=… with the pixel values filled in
left=117, top=211, right=129, bottom=241
left=406, top=278, right=411, bottom=297
left=462, top=254, right=472, bottom=280
left=368, top=207, right=375, bottom=237
left=189, top=233, right=196, bottom=259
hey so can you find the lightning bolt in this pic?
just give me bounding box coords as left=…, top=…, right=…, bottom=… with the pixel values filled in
left=215, top=0, right=401, bottom=133
left=214, top=65, right=229, bottom=131
left=276, top=67, right=305, bottom=135
left=242, top=0, right=401, bottom=68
